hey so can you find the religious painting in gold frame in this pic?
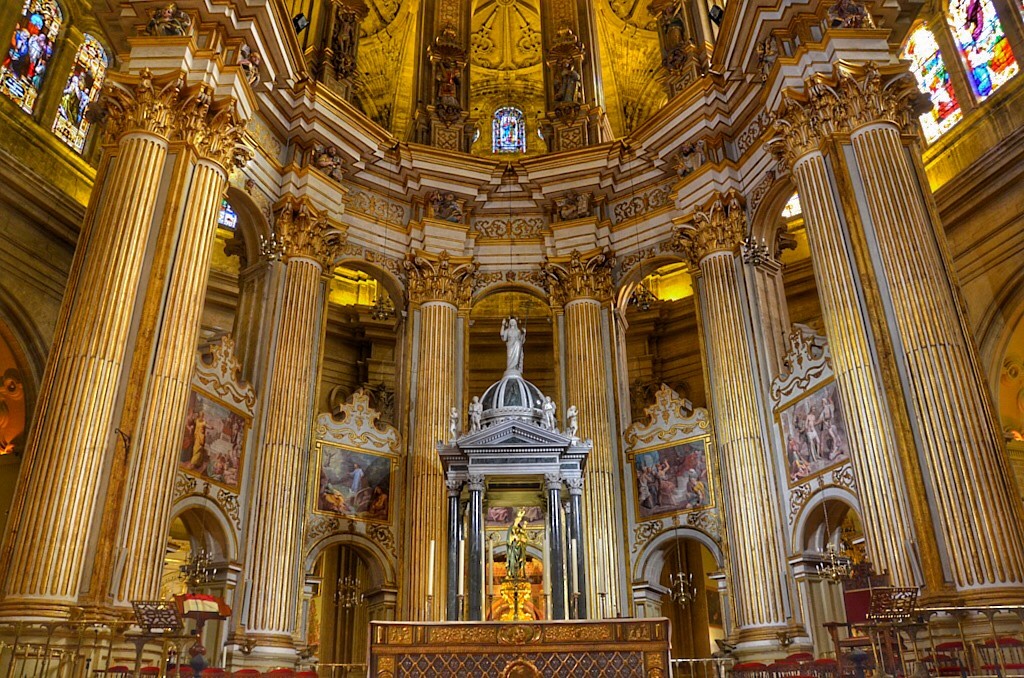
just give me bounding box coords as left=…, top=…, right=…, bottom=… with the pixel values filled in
left=178, top=388, right=248, bottom=491
left=630, top=434, right=713, bottom=521
left=313, top=440, right=393, bottom=523
left=775, top=378, right=850, bottom=487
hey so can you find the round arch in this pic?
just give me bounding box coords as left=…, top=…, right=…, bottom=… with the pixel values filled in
left=332, top=257, right=408, bottom=312
left=974, top=265, right=1024, bottom=396
left=614, top=253, right=689, bottom=315
left=632, top=526, right=724, bottom=584
left=224, top=185, right=272, bottom=269
left=748, top=175, right=799, bottom=245
left=304, top=532, right=395, bottom=589
left=169, top=496, right=239, bottom=563
left=470, top=281, right=550, bottom=309
left=791, top=486, right=861, bottom=555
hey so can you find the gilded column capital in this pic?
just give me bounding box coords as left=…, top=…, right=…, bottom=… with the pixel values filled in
left=770, top=61, right=930, bottom=168
left=541, top=248, right=615, bottom=305
left=672, top=189, right=747, bottom=265
left=87, top=68, right=184, bottom=141
left=172, top=83, right=248, bottom=169
left=264, top=196, right=346, bottom=268
left=404, top=250, right=478, bottom=306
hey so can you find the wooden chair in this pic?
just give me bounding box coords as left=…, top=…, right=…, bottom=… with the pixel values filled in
left=861, top=586, right=918, bottom=676
left=979, top=637, right=1024, bottom=675
left=822, top=563, right=890, bottom=674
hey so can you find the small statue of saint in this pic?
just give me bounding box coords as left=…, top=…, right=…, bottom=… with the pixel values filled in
left=469, top=396, right=483, bottom=432
left=501, top=317, right=526, bottom=375
left=542, top=396, right=556, bottom=430
left=566, top=404, right=579, bottom=439
left=505, top=507, right=529, bottom=580
left=448, top=406, right=459, bottom=442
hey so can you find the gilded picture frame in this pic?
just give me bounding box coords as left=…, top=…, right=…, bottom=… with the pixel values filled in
left=314, top=440, right=394, bottom=524
left=630, top=434, right=714, bottom=521
left=775, top=378, right=851, bottom=487
left=178, top=388, right=250, bottom=491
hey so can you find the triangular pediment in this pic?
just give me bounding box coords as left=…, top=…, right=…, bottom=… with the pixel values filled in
left=456, top=419, right=575, bottom=449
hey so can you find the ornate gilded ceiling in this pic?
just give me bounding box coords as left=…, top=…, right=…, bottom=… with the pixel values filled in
left=470, top=0, right=543, bottom=70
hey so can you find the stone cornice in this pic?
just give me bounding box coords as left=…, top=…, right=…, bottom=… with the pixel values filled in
left=264, top=195, right=347, bottom=268
left=672, top=189, right=747, bottom=265
left=770, top=61, right=930, bottom=168
left=542, top=248, right=616, bottom=305
left=404, top=250, right=478, bottom=306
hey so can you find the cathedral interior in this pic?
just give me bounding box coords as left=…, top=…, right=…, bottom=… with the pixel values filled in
left=4, top=0, right=1024, bottom=675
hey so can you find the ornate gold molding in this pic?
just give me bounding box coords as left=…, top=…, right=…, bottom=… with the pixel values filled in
left=672, top=189, right=746, bottom=264
left=771, top=61, right=930, bottom=167
left=174, top=83, right=247, bottom=169
left=264, top=196, right=347, bottom=268
left=541, top=248, right=615, bottom=305
left=404, top=250, right=478, bottom=305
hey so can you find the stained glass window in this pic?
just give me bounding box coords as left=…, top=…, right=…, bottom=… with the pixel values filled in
left=492, top=106, right=526, bottom=154
left=901, top=25, right=963, bottom=142
left=947, top=0, right=1018, bottom=99
left=0, top=0, right=62, bottom=113
left=217, top=199, right=238, bottom=230
left=52, top=34, right=106, bottom=153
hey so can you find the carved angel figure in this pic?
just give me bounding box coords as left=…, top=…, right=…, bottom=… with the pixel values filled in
left=312, top=144, right=344, bottom=182
left=566, top=404, right=579, bottom=439
left=449, top=406, right=460, bottom=442
left=145, top=3, right=192, bottom=36
left=542, top=396, right=557, bottom=431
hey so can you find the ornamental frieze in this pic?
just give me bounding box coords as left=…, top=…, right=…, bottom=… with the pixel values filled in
left=264, top=196, right=347, bottom=268
left=672, top=189, right=747, bottom=263
left=542, top=248, right=615, bottom=304
left=404, top=250, right=478, bottom=305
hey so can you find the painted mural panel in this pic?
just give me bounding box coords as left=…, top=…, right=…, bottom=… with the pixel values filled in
left=0, top=333, right=25, bottom=456
left=486, top=505, right=542, bottom=528
left=778, top=380, right=850, bottom=485
left=633, top=437, right=712, bottom=520
left=179, top=390, right=247, bottom=490
left=316, top=442, right=392, bottom=522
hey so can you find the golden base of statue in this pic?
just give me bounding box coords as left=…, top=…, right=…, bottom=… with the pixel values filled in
left=499, top=577, right=533, bottom=621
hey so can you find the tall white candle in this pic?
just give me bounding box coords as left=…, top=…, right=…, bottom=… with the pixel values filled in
left=570, top=538, right=578, bottom=596
left=458, top=539, right=466, bottom=596
left=427, top=540, right=435, bottom=597
left=488, top=538, right=495, bottom=595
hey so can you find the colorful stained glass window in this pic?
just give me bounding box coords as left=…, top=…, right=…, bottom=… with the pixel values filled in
left=901, top=25, right=963, bottom=142
left=218, top=199, right=238, bottom=230
left=0, top=0, right=62, bottom=113
left=492, top=106, right=526, bottom=154
left=52, top=34, right=106, bottom=153
left=947, top=0, right=1018, bottom=99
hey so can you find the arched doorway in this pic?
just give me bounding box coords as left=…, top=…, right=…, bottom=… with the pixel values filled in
left=312, top=542, right=394, bottom=676
left=659, top=537, right=722, bottom=659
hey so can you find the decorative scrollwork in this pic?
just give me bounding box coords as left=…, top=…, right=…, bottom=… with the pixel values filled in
left=632, top=520, right=663, bottom=553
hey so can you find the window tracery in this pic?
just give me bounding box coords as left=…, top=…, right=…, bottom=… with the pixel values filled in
left=947, top=0, right=1018, bottom=99
left=0, top=0, right=62, bottom=114
left=492, top=106, right=526, bottom=154
left=901, top=25, right=963, bottom=142
left=52, top=33, right=106, bottom=153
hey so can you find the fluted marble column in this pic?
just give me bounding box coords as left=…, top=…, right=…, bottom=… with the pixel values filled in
left=770, top=110, right=926, bottom=589
left=114, top=85, right=246, bottom=605
left=402, top=251, right=476, bottom=620
left=0, top=69, right=182, bottom=619
left=543, top=249, right=622, bottom=619
left=675, top=193, right=789, bottom=642
left=244, top=197, right=344, bottom=645
left=777, top=62, right=1024, bottom=600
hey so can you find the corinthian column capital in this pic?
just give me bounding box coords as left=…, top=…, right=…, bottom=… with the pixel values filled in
left=87, top=68, right=184, bottom=141
left=404, top=250, right=478, bottom=306
left=264, top=196, right=346, bottom=268
left=541, top=248, right=615, bottom=305
left=770, top=61, right=929, bottom=167
left=172, top=83, right=248, bottom=169
left=673, top=189, right=747, bottom=265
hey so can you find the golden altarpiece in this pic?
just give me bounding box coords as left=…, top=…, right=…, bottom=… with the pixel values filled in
left=3, top=0, right=1024, bottom=674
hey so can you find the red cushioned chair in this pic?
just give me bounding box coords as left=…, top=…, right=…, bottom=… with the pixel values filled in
left=232, top=670, right=261, bottom=678
left=106, top=666, right=131, bottom=675
left=931, top=642, right=969, bottom=676
left=294, top=671, right=317, bottom=678
left=732, top=661, right=770, bottom=678
left=806, top=658, right=838, bottom=677
left=201, top=669, right=226, bottom=678
left=140, top=667, right=161, bottom=676
left=264, top=670, right=294, bottom=678
left=980, top=637, right=1024, bottom=675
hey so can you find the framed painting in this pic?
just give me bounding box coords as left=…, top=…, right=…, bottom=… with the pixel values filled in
left=485, top=505, right=543, bottom=529
left=315, top=441, right=393, bottom=523
left=632, top=436, right=713, bottom=520
left=777, top=379, right=851, bottom=486
left=179, top=389, right=248, bottom=490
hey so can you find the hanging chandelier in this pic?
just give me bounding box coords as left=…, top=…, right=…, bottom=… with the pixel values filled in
left=817, top=542, right=852, bottom=582
left=669, top=571, right=697, bottom=607
left=334, top=575, right=362, bottom=609
left=371, top=291, right=395, bottom=321
left=629, top=279, right=657, bottom=312
left=179, top=547, right=217, bottom=591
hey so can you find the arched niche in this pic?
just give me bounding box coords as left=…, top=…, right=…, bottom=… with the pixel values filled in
left=304, top=532, right=396, bottom=588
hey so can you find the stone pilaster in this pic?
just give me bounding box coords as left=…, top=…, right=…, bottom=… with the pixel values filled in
left=543, top=249, right=622, bottom=619
left=0, top=69, right=182, bottom=619
left=114, top=83, right=247, bottom=605
left=674, top=192, right=789, bottom=642
left=402, top=251, right=476, bottom=620
left=771, top=94, right=926, bottom=589
left=776, top=62, right=1024, bottom=600
left=244, top=197, right=344, bottom=645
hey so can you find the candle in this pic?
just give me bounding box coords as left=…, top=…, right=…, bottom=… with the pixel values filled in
left=458, top=539, right=465, bottom=596
left=569, top=538, right=578, bottom=596
left=427, top=540, right=435, bottom=597
left=542, top=529, right=551, bottom=595
left=488, top=538, right=495, bottom=595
